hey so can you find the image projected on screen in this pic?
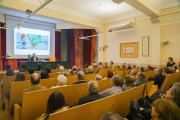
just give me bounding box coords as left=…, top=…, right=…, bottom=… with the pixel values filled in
left=14, top=27, right=50, bottom=55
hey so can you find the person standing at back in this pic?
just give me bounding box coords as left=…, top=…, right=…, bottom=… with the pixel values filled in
left=167, top=57, right=175, bottom=67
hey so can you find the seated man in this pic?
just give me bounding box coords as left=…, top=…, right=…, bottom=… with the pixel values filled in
left=19, top=63, right=28, bottom=72
left=86, top=66, right=94, bottom=74
left=100, top=75, right=124, bottom=97
left=79, top=81, right=103, bottom=105
left=73, top=71, right=86, bottom=84
left=122, top=75, right=135, bottom=91
left=23, top=73, right=47, bottom=93
left=30, top=53, right=38, bottom=61
left=134, top=72, right=146, bottom=86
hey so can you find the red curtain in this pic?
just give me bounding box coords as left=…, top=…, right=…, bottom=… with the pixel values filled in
left=74, top=29, right=83, bottom=68
left=55, top=31, right=61, bottom=61
left=91, top=29, right=96, bottom=65
left=0, top=23, right=6, bottom=70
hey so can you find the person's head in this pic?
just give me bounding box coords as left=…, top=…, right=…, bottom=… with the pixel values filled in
left=21, top=63, right=27, bottom=70
left=104, top=62, right=108, bottom=68
left=57, top=74, right=67, bottom=86
left=56, top=64, right=61, bottom=70
left=101, top=112, right=124, bottom=120
left=15, top=72, right=25, bottom=82
left=5, top=64, right=11, bottom=70
left=107, top=71, right=114, bottom=78
left=155, top=68, right=163, bottom=76
left=140, top=67, right=145, bottom=73
left=124, top=75, right=134, bottom=85
left=77, top=71, right=85, bottom=80
left=30, top=73, right=41, bottom=85
left=129, top=69, right=137, bottom=76
left=96, top=75, right=103, bottom=81
left=36, top=63, right=42, bottom=71
left=40, top=70, right=49, bottom=79
left=111, top=75, right=123, bottom=87
left=136, top=72, right=145, bottom=81
left=151, top=98, right=180, bottom=120
left=45, top=67, right=51, bottom=73
left=110, top=61, right=114, bottom=66
left=28, top=67, right=35, bottom=74
left=168, top=57, right=173, bottom=62
left=46, top=91, right=65, bottom=118
left=72, top=65, right=77, bottom=71
left=88, top=66, right=93, bottom=72
left=165, top=82, right=180, bottom=106
left=59, top=66, right=65, bottom=73
left=87, top=81, right=99, bottom=94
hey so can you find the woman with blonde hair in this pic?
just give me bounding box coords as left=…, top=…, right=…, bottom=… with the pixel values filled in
left=151, top=98, right=180, bottom=120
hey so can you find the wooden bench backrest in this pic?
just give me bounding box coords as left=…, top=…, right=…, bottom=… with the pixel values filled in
left=48, top=73, right=58, bottom=78
left=161, top=72, right=180, bottom=91
left=2, top=76, right=16, bottom=96
left=25, top=75, right=31, bottom=80
left=67, top=75, right=78, bottom=85
left=10, top=78, right=57, bottom=107
left=84, top=74, right=97, bottom=81
left=98, top=68, right=108, bottom=77
left=116, top=70, right=125, bottom=79
left=144, top=70, right=155, bottom=81
left=20, top=79, right=112, bottom=120
left=49, top=82, right=154, bottom=120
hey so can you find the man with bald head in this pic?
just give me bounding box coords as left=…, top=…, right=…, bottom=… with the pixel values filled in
left=23, top=73, right=47, bottom=92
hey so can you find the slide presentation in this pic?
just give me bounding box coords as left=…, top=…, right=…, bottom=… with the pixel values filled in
left=14, top=27, right=50, bottom=55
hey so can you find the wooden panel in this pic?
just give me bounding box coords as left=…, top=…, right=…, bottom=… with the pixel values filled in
left=120, top=42, right=139, bottom=58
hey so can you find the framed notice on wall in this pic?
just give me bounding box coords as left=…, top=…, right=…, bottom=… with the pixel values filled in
left=142, top=36, right=149, bottom=57
left=120, top=42, right=139, bottom=58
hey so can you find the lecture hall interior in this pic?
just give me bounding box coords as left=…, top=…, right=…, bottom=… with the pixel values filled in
left=0, top=0, right=180, bottom=120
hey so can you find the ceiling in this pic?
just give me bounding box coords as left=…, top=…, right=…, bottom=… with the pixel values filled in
left=0, top=0, right=180, bottom=24
left=19, top=0, right=180, bottom=23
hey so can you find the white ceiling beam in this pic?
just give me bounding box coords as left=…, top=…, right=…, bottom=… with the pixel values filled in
left=125, top=0, right=161, bottom=22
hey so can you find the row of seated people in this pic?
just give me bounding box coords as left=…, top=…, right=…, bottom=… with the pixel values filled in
left=2, top=64, right=180, bottom=119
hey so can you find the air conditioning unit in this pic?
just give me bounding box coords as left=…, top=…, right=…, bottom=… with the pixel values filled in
left=108, top=22, right=134, bottom=32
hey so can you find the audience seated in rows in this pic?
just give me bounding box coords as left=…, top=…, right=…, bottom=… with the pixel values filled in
left=134, top=72, right=146, bottom=86
left=122, top=75, right=135, bottom=91
left=148, top=68, right=165, bottom=89
left=101, top=112, right=125, bottom=120
left=73, top=71, right=86, bottom=84
left=151, top=98, right=180, bottom=120
left=23, top=73, right=47, bottom=93
left=79, top=81, right=103, bottom=105
left=5, top=64, right=14, bottom=76
left=37, top=91, right=69, bottom=120
left=40, top=70, right=49, bottom=79
left=100, top=75, right=123, bottom=97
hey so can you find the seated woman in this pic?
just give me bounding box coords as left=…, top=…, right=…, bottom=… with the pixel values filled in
left=15, top=72, right=25, bottom=82
left=167, top=57, right=175, bottom=67
left=134, top=72, right=146, bottom=86
left=79, top=81, right=103, bottom=105
left=103, top=71, right=114, bottom=80
left=151, top=98, right=180, bottom=120
left=40, top=70, right=49, bottom=79
left=122, top=75, right=135, bottom=91
left=37, top=91, right=69, bottom=120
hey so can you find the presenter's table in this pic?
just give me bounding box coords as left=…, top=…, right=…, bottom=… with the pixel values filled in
left=18, top=61, right=69, bottom=70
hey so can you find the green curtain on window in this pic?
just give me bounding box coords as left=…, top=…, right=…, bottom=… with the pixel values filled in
left=61, top=30, right=67, bottom=61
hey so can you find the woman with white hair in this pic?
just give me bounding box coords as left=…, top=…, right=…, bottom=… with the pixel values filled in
left=78, top=81, right=103, bottom=105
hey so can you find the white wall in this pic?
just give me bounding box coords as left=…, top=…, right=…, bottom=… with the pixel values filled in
left=106, top=25, right=161, bottom=65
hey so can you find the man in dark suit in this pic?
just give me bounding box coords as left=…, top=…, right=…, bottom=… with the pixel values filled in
left=31, top=53, right=38, bottom=61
